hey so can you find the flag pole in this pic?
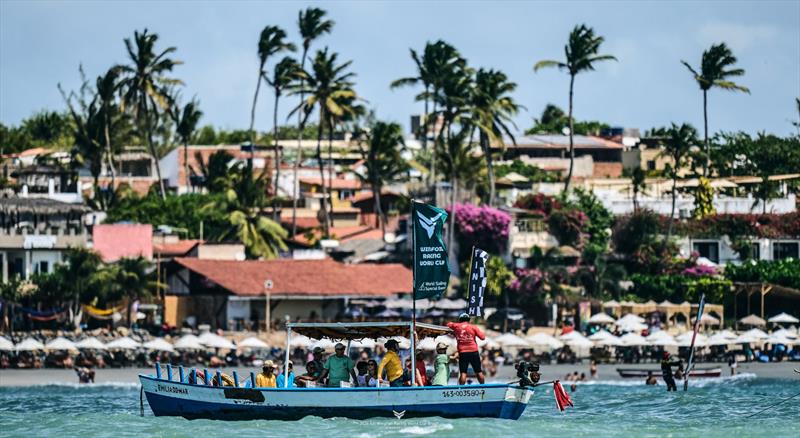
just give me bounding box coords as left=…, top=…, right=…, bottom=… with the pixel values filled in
left=410, top=198, right=417, bottom=387
left=684, top=293, right=705, bottom=391
left=466, top=245, right=475, bottom=314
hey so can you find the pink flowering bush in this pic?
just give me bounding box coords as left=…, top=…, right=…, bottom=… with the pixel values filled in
left=452, top=203, right=511, bottom=260
left=682, top=265, right=718, bottom=277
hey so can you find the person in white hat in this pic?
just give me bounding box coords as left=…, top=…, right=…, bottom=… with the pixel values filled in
left=431, top=342, right=450, bottom=386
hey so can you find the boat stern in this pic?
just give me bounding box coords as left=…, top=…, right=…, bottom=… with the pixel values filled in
left=498, top=386, right=534, bottom=420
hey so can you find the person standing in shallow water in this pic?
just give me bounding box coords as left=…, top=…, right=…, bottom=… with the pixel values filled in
left=447, top=313, right=486, bottom=385
left=660, top=351, right=681, bottom=391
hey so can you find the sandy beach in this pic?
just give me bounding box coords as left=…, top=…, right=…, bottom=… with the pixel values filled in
left=1, top=361, right=797, bottom=387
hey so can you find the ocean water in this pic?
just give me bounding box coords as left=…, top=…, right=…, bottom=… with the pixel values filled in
left=1, top=375, right=798, bottom=437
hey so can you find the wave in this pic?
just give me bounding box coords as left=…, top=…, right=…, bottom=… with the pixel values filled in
left=570, top=372, right=758, bottom=387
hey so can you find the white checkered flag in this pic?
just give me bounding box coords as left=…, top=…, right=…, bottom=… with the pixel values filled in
left=467, top=247, right=489, bottom=317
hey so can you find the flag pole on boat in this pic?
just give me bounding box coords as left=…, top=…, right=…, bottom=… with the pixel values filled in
left=684, top=293, right=705, bottom=391
left=410, top=198, right=417, bottom=386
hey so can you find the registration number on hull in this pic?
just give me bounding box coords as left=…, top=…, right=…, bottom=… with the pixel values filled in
left=441, top=389, right=485, bottom=398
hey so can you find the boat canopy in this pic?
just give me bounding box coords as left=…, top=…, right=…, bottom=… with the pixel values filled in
left=287, top=321, right=451, bottom=341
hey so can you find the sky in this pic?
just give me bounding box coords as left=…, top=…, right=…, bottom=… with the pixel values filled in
left=1, top=0, right=799, bottom=137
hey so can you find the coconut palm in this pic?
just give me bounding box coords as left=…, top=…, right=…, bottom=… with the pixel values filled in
left=292, top=48, right=356, bottom=237
left=170, top=98, right=203, bottom=193
left=195, top=149, right=234, bottom=193
left=353, top=121, right=408, bottom=237
left=95, top=67, right=122, bottom=189
left=658, top=123, right=698, bottom=243
left=265, top=56, right=302, bottom=219
left=534, top=24, right=616, bottom=192
left=470, top=68, right=521, bottom=206
left=117, top=29, right=183, bottom=200
left=291, top=7, right=334, bottom=236
left=681, top=42, right=749, bottom=177
left=629, top=166, right=647, bottom=212
left=100, top=256, right=162, bottom=326
left=249, top=25, right=296, bottom=158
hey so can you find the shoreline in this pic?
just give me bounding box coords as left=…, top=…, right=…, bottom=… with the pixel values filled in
left=1, top=361, right=797, bottom=388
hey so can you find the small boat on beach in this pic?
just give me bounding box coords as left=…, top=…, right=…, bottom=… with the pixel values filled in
left=139, top=321, right=535, bottom=420
left=616, top=367, right=722, bottom=379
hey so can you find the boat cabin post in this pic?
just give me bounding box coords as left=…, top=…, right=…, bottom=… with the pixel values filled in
left=284, top=323, right=292, bottom=388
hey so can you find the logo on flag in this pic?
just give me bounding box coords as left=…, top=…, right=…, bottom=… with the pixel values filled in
left=412, top=202, right=450, bottom=300
left=467, top=247, right=489, bottom=317
left=416, top=211, right=443, bottom=239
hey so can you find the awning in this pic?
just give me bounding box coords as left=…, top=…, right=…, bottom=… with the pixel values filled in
left=287, top=321, right=451, bottom=340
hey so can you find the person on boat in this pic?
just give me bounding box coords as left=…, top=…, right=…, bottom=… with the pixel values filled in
left=415, top=352, right=428, bottom=386
left=645, top=371, right=658, bottom=385
left=256, top=360, right=277, bottom=388
left=311, top=346, right=325, bottom=378
left=432, top=342, right=450, bottom=386
left=660, top=352, right=681, bottom=391
left=377, top=339, right=404, bottom=387
left=403, top=358, right=425, bottom=386
left=447, top=313, right=486, bottom=385
left=366, top=359, right=379, bottom=386
left=356, top=361, right=369, bottom=386
left=295, top=361, right=319, bottom=387
left=276, top=360, right=295, bottom=388
left=318, top=343, right=358, bottom=387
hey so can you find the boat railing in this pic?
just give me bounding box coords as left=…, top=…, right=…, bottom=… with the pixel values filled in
left=152, top=362, right=258, bottom=388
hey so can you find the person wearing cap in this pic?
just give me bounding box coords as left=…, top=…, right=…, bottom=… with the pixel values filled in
left=447, top=313, right=486, bottom=385
left=377, top=339, right=404, bottom=387
left=311, top=346, right=326, bottom=379
left=660, top=351, right=681, bottom=391
left=256, top=360, right=277, bottom=388
left=276, top=360, right=295, bottom=388
left=432, top=342, right=450, bottom=386
left=318, top=343, right=358, bottom=387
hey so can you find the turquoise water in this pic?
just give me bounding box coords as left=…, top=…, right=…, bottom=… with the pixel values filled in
left=1, top=375, right=798, bottom=437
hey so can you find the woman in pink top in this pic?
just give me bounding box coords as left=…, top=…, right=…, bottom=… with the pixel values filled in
left=447, top=313, right=486, bottom=384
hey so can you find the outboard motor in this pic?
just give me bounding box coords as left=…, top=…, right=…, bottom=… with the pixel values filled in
left=515, top=361, right=541, bottom=387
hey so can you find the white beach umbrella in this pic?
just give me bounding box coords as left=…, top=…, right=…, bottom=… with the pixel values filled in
left=15, top=338, right=45, bottom=351
left=493, top=333, right=529, bottom=348
left=477, top=337, right=500, bottom=349
left=0, top=337, right=14, bottom=351
left=739, top=314, right=767, bottom=327
left=617, top=320, right=648, bottom=332
left=174, top=335, right=205, bottom=350
left=289, top=334, right=313, bottom=348
left=617, top=313, right=646, bottom=324
left=311, top=338, right=336, bottom=351
left=75, top=337, right=107, bottom=350
left=765, top=334, right=796, bottom=346
left=675, top=332, right=708, bottom=347
left=770, top=329, right=798, bottom=339
left=199, top=333, right=236, bottom=350
left=719, top=330, right=739, bottom=340
left=238, top=337, right=269, bottom=349
left=693, top=313, right=720, bottom=325
left=563, top=334, right=594, bottom=349
left=588, top=313, right=616, bottom=324
left=526, top=333, right=563, bottom=349
left=649, top=335, right=678, bottom=347
left=349, top=338, right=376, bottom=349
left=589, top=330, right=623, bottom=347
left=734, top=333, right=761, bottom=344
left=416, top=337, right=437, bottom=350
left=707, top=333, right=733, bottom=346
left=768, top=312, right=800, bottom=324
left=45, top=337, right=78, bottom=351
left=646, top=331, right=671, bottom=341
left=619, top=333, right=648, bottom=346
left=143, top=338, right=175, bottom=352
left=743, top=328, right=769, bottom=340
left=106, top=336, right=141, bottom=350
left=434, top=335, right=456, bottom=348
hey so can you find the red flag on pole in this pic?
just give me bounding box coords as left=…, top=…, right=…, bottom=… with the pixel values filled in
left=553, top=380, right=574, bottom=412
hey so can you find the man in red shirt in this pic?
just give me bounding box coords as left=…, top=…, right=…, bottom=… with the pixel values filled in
left=447, top=313, right=486, bottom=384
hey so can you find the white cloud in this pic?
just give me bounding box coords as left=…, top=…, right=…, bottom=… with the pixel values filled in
left=696, top=21, right=779, bottom=52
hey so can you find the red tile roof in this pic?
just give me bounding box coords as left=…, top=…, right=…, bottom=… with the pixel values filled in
left=291, top=226, right=384, bottom=245
left=93, top=224, right=153, bottom=262
left=154, top=240, right=203, bottom=257
left=173, top=258, right=411, bottom=297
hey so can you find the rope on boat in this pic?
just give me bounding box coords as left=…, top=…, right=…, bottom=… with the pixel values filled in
left=746, top=390, right=800, bottom=418
left=139, top=385, right=144, bottom=417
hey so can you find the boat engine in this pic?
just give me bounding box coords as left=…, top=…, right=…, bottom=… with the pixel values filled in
left=515, top=361, right=541, bottom=387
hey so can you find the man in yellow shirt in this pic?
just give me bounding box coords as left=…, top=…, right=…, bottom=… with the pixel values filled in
left=377, top=339, right=404, bottom=387
left=256, top=360, right=277, bottom=388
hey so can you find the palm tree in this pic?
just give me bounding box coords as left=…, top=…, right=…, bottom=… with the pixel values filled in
left=291, top=7, right=334, bottom=236
left=681, top=42, right=749, bottom=177
left=629, top=166, right=647, bottom=212
left=117, top=29, right=183, bottom=200
left=292, top=48, right=356, bottom=237
left=534, top=24, right=616, bottom=192
left=249, top=25, right=296, bottom=159
left=95, top=67, right=122, bottom=190
left=266, top=56, right=301, bottom=220
left=471, top=68, right=521, bottom=206
left=170, top=98, right=203, bottom=193
left=109, top=257, right=162, bottom=327
left=659, top=123, right=698, bottom=243
left=353, top=121, right=409, bottom=237
left=196, top=149, right=234, bottom=193
left=325, top=93, right=364, bottom=228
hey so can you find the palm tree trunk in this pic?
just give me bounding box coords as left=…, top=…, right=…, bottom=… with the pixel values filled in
left=565, top=74, right=575, bottom=193
left=327, top=120, right=335, bottom=228
left=482, top=133, right=496, bottom=206
left=703, top=89, right=709, bottom=178
left=272, top=90, right=281, bottom=221
left=249, top=66, right=263, bottom=163
left=430, top=99, right=438, bottom=192
left=422, top=86, right=429, bottom=150
left=666, top=175, right=678, bottom=246
left=183, top=140, right=189, bottom=193
left=449, top=175, right=457, bottom=274
left=291, top=48, right=309, bottom=237
left=104, top=117, right=116, bottom=190
left=143, top=101, right=166, bottom=200
left=316, top=121, right=330, bottom=237
left=373, top=182, right=385, bottom=238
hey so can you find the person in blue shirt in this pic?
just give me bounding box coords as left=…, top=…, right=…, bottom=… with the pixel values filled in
left=276, top=360, right=296, bottom=388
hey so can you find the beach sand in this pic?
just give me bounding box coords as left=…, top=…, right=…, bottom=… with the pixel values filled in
left=1, top=361, right=796, bottom=387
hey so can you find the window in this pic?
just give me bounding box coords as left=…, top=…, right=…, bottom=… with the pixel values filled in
left=749, top=243, right=760, bottom=261
left=338, top=189, right=354, bottom=200
left=35, top=261, right=49, bottom=274
left=515, top=218, right=546, bottom=233
left=692, top=241, right=720, bottom=263
left=646, top=160, right=656, bottom=171
left=773, top=241, right=799, bottom=260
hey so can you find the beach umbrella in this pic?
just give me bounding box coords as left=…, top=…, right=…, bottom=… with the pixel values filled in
left=619, top=333, right=648, bottom=346
left=45, top=337, right=78, bottom=351
left=675, top=332, right=708, bottom=347
left=0, top=337, right=14, bottom=351
left=75, top=337, right=107, bottom=350
left=603, top=300, right=621, bottom=309
left=649, top=335, right=678, bottom=347
left=743, top=328, right=769, bottom=340
left=646, top=331, right=671, bottom=341
left=719, top=330, right=739, bottom=340
left=477, top=337, right=500, bottom=349
left=349, top=338, right=376, bottom=349
left=616, top=320, right=648, bottom=332
left=589, top=330, right=623, bottom=346
left=693, top=313, right=720, bottom=325
left=768, top=312, right=800, bottom=324
left=617, top=313, right=646, bottom=324
left=764, top=334, right=796, bottom=346
left=738, top=314, right=766, bottom=327
left=199, top=333, right=236, bottom=350
left=433, top=298, right=467, bottom=310
left=526, top=333, right=563, bottom=349
left=563, top=334, right=593, bottom=349
left=734, top=333, right=761, bottom=344
left=106, top=337, right=141, bottom=350
left=375, top=309, right=401, bottom=318
left=238, top=337, right=269, bottom=349
left=174, top=334, right=205, bottom=350
left=417, top=337, right=437, bottom=350
left=423, top=309, right=445, bottom=318
left=289, top=334, right=313, bottom=348
left=707, top=333, right=733, bottom=346
left=493, top=333, right=529, bottom=348
left=311, top=338, right=336, bottom=351
left=15, top=338, right=45, bottom=351
left=770, top=329, right=798, bottom=339
left=588, top=313, right=616, bottom=324
left=143, top=338, right=175, bottom=352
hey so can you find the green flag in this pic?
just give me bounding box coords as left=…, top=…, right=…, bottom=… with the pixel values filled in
left=412, top=202, right=450, bottom=299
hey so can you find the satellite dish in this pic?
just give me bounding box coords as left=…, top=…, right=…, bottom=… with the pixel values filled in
left=264, top=280, right=273, bottom=290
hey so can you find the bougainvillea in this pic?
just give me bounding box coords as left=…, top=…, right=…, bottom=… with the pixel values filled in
left=682, top=264, right=718, bottom=277
left=513, top=193, right=561, bottom=216
left=547, top=209, right=589, bottom=249
left=452, top=203, right=511, bottom=260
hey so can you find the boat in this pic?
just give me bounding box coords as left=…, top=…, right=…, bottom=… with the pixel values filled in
left=139, top=321, right=536, bottom=420
left=615, top=367, right=722, bottom=379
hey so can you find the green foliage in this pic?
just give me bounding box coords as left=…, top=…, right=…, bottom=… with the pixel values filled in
left=724, top=259, right=800, bottom=290
left=692, top=177, right=716, bottom=219
left=484, top=256, right=514, bottom=297
left=629, top=273, right=731, bottom=304
left=525, top=103, right=609, bottom=136
left=494, top=159, right=561, bottom=182
left=0, top=111, right=75, bottom=154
